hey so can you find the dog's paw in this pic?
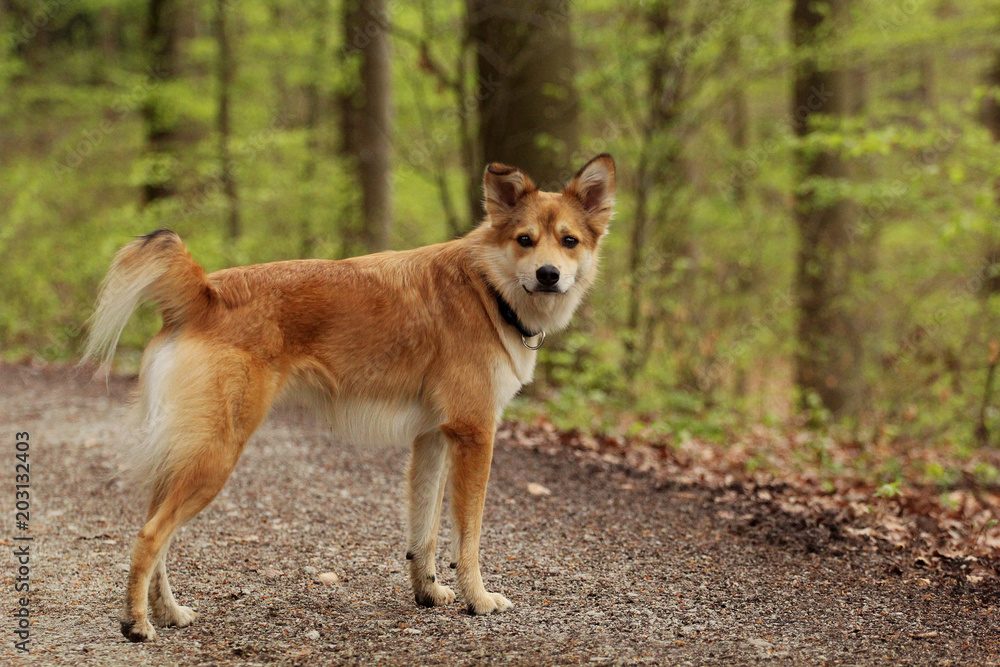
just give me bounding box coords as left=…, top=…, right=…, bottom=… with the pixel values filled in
left=121, top=618, right=157, bottom=642
left=156, top=604, right=198, bottom=628
left=414, top=583, right=456, bottom=608
left=464, top=591, right=513, bottom=615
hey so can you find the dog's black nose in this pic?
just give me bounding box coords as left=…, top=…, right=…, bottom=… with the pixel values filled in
left=536, top=265, right=560, bottom=288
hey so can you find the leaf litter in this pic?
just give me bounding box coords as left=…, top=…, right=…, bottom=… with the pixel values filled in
left=499, top=417, right=1000, bottom=589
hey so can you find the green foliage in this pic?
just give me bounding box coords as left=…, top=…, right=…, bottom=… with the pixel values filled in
left=874, top=480, right=903, bottom=500
left=2, top=0, right=1000, bottom=456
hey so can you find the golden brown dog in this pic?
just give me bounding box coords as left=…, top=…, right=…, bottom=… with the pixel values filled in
left=84, top=154, right=615, bottom=642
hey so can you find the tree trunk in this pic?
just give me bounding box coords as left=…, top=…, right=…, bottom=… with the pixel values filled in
left=982, top=49, right=1000, bottom=295
left=269, top=3, right=289, bottom=126
left=622, top=3, right=681, bottom=381
left=467, top=0, right=579, bottom=205
left=917, top=52, right=935, bottom=107
left=982, top=48, right=1000, bottom=217
left=141, top=0, right=180, bottom=206
left=340, top=0, right=392, bottom=253
left=300, top=0, right=329, bottom=257
left=340, top=0, right=363, bottom=157
left=791, top=0, right=862, bottom=417
left=214, top=0, right=239, bottom=240
left=724, top=35, right=749, bottom=203
left=456, top=29, right=482, bottom=228
left=975, top=46, right=1000, bottom=444
left=98, top=6, right=118, bottom=61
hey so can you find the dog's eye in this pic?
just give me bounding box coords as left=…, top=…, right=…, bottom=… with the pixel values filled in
left=517, top=235, right=533, bottom=247
left=562, top=236, right=579, bottom=249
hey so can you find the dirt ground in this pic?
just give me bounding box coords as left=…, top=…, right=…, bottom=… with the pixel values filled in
left=1, top=363, right=998, bottom=665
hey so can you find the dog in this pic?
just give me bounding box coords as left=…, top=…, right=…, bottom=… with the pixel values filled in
left=84, top=154, right=615, bottom=642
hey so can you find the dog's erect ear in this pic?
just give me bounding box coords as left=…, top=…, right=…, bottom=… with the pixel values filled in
left=483, top=162, right=536, bottom=220
left=563, top=154, right=615, bottom=233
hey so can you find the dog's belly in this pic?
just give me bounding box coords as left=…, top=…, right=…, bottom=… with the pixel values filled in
left=326, top=398, right=441, bottom=447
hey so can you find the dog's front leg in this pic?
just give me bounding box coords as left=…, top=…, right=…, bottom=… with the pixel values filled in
left=442, top=421, right=513, bottom=615
left=407, top=431, right=456, bottom=607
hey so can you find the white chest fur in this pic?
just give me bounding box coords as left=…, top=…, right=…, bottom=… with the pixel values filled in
left=492, top=331, right=537, bottom=421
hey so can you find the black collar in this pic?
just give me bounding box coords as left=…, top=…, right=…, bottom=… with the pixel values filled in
left=494, top=290, right=542, bottom=339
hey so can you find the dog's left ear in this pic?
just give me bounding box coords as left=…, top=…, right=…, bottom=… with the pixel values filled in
left=563, top=154, right=615, bottom=234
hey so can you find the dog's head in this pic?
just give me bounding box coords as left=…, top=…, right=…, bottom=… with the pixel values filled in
left=476, top=154, right=615, bottom=332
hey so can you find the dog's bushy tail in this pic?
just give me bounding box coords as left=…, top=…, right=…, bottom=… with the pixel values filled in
left=83, top=230, right=212, bottom=368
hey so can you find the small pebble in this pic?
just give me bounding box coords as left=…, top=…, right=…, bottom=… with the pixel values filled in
left=304, top=566, right=318, bottom=575
left=527, top=483, right=551, bottom=496
left=305, top=630, right=320, bottom=640
left=318, top=572, right=340, bottom=586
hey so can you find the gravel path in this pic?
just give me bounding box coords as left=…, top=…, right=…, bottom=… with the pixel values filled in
left=1, top=364, right=997, bottom=665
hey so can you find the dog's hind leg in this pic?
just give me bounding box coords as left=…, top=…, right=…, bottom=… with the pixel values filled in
left=147, top=537, right=197, bottom=628
left=121, top=467, right=230, bottom=642
left=406, top=430, right=456, bottom=607
left=120, top=349, right=277, bottom=642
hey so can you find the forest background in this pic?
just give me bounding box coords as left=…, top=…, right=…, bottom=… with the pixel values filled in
left=4, top=0, right=1000, bottom=515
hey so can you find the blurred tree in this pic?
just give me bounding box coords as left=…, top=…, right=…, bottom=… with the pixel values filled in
left=141, top=0, right=181, bottom=206
left=623, top=2, right=681, bottom=381
left=97, top=3, right=120, bottom=62
left=340, top=0, right=393, bottom=252
left=619, top=0, right=733, bottom=384
left=214, top=0, right=239, bottom=239
left=791, top=0, right=864, bottom=417
left=390, top=2, right=481, bottom=234
left=981, top=42, right=1000, bottom=297
left=977, top=40, right=1000, bottom=444
left=300, top=0, right=330, bottom=257
left=467, top=0, right=579, bottom=200
left=724, top=35, right=750, bottom=205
